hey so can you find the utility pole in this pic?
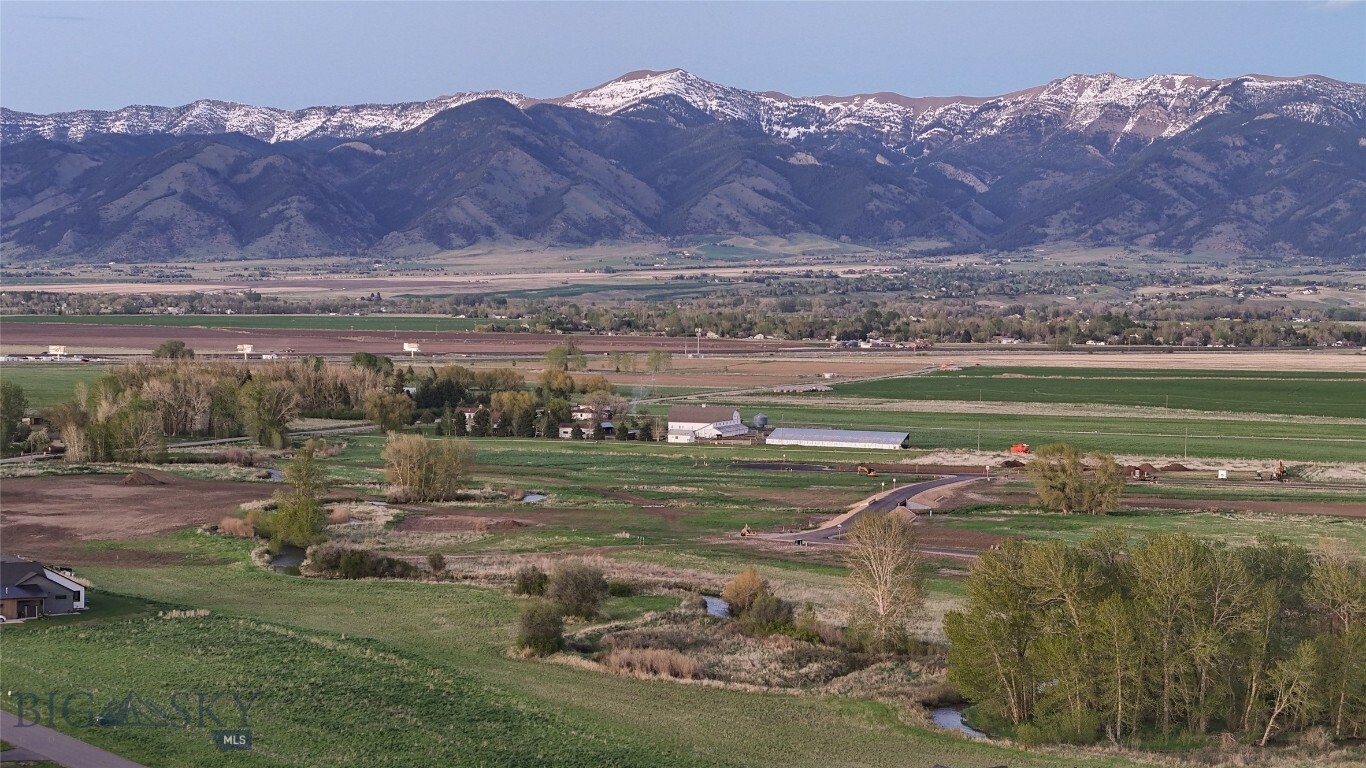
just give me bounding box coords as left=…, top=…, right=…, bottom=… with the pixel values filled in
left=1184, top=426, right=1188, bottom=459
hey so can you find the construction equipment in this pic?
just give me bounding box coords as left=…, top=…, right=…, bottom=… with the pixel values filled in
left=857, top=465, right=878, bottom=477
left=1009, top=443, right=1031, bottom=454
left=739, top=525, right=757, bottom=537
left=1273, top=461, right=1287, bottom=483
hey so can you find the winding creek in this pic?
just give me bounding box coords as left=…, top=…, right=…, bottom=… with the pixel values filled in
left=930, top=707, right=987, bottom=739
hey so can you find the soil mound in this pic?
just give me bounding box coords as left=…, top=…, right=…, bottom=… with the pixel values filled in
left=482, top=518, right=528, bottom=530
left=1160, top=463, right=1191, bottom=472
left=1000, top=459, right=1026, bottom=468
left=122, top=470, right=167, bottom=486
left=1137, top=463, right=1159, bottom=475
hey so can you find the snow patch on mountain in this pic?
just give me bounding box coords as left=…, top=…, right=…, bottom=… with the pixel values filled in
left=5, top=70, right=1362, bottom=155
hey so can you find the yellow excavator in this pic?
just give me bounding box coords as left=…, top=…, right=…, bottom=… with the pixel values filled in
left=857, top=465, right=878, bottom=477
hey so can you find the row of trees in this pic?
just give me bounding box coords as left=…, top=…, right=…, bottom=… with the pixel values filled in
left=43, top=357, right=390, bottom=458
left=945, top=533, right=1364, bottom=746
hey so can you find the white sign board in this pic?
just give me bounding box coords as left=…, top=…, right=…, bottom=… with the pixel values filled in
left=48, top=345, right=66, bottom=356
left=236, top=344, right=254, bottom=354
left=402, top=342, right=421, bottom=353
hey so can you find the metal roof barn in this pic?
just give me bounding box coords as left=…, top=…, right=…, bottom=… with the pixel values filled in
left=765, top=428, right=909, bottom=450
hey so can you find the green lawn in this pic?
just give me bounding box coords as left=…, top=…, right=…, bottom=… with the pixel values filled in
left=836, top=367, right=1366, bottom=419
left=0, top=363, right=111, bottom=408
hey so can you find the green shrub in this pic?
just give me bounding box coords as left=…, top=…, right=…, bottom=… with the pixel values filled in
left=607, top=580, right=635, bottom=597
left=512, top=565, right=548, bottom=596
left=721, top=568, right=767, bottom=616
left=741, top=593, right=794, bottom=636
left=517, top=601, right=564, bottom=656
left=546, top=560, right=608, bottom=618
left=312, top=544, right=416, bottom=579
left=427, top=552, right=445, bottom=572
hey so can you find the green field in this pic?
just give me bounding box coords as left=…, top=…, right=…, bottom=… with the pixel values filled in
left=0, top=531, right=1144, bottom=768
left=836, top=367, right=1366, bottom=419
left=0, top=314, right=487, bottom=332
left=733, top=403, right=1366, bottom=463
left=937, top=508, right=1366, bottom=551
left=0, top=363, right=111, bottom=408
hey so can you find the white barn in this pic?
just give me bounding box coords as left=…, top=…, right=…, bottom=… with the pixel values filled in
left=666, top=405, right=747, bottom=443
left=765, top=428, right=909, bottom=450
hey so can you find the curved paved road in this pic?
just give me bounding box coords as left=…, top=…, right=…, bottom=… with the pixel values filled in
left=764, top=474, right=981, bottom=545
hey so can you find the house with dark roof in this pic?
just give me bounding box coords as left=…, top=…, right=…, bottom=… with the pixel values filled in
left=1, top=554, right=87, bottom=620
left=666, top=405, right=747, bottom=443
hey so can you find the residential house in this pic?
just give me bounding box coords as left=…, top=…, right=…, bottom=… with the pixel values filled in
left=1, top=555, right=87, bottom=620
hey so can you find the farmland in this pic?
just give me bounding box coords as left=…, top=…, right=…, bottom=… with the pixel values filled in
left=0, top=363, right=111, bottom=408
left=2, top=348, right=1364, bottom=768
left=0, top=314, right=487, bottom=332
left=836, top=366, right=1366, bottom=419
left=711, top=402, right=1366, bottom=462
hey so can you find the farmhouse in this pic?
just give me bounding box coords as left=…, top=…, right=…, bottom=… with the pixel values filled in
left=666, top=405, right=747, bottom=443
left=1, top=555, right=87, bottom=620
left=765, top=428, right=910, bottom=450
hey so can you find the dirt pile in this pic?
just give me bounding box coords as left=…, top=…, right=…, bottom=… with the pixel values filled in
left=122, top=471, right=167, bottom=486
left=1000, top=460, right=1026, bottom=468
left=1160, top=463, right=1191, bottom=472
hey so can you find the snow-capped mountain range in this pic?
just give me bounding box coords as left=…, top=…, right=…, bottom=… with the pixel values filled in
left=5, top=69, right=1363, bottom=152
left=4, top=70, right=1364, bottom=264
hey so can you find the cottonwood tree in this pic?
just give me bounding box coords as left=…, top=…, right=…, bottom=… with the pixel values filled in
left=645, top=350, right=673, bottom=374
left=945, top=540, right=1040, bottom=726
left=844, top=511, right=924, bottom=652
left=365, top=390, right=414, bottom=431
left=0, top=380, right=28, bottom=451
left=271, top=444, right=327, bottom=548
left=239, top=379, right=298, bottom=448
left=1025, top=444, right=1125, bottom=515
left=381, top=432, right=473, bottom=502
left=152, top=339, right=194, bottom=359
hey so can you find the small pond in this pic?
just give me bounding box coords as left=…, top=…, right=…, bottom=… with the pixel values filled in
left=702, top=596, right=730, bottom=618
left=522, top=494, right=547, bottom=503
left=269, top=545, right=306, bottom=574
left=931, top=707, right=988, bottom=740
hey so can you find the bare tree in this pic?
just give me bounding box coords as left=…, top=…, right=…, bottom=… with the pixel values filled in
left=844, top=510, right=924, bottom=651
left=382, top=432, right=473, bottom=502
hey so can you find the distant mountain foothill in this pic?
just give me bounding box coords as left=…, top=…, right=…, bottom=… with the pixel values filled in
left=3, top=69, right=1363, bottom=263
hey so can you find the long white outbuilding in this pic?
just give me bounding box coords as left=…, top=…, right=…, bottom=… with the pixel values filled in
left=764, top=428, right=909, bottom=450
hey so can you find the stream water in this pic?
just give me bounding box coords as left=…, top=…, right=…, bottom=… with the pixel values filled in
left=702, top=596, right=730, bottom=618
left=269, top=545, right=306, bottom=574
left=930, top=707, right=988, bottom=739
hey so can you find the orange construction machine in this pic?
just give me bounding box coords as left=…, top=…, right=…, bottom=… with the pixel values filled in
left=857, top=465, right=878, bottom=477
left=1009, top=444, right=1031, bottom=454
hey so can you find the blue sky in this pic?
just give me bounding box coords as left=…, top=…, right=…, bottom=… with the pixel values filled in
left=3, top=1, right=1363, bottom=113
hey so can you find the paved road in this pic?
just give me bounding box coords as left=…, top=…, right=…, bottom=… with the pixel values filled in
left=765, top=474, right=980, bottom=545
left=0, top=719, right=147, bottom=768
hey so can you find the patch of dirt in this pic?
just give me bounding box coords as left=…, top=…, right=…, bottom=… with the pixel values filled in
left=396, top=514, right=530, bottom=533
left=0, top=473, right=273, bottom=563
left=917, top=524, right=1004, bottom=551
